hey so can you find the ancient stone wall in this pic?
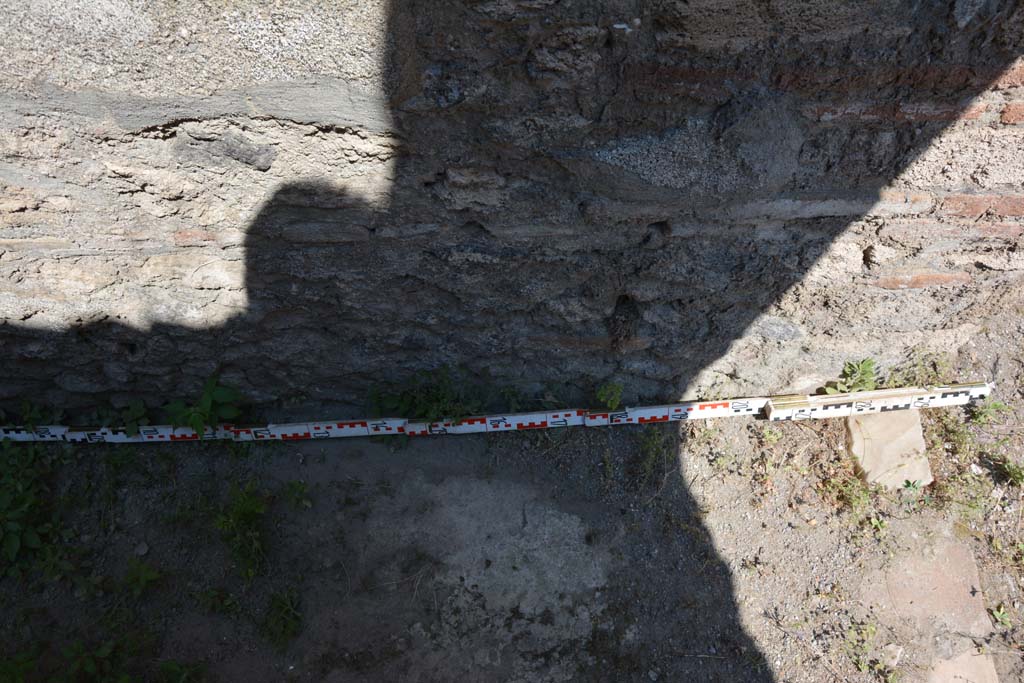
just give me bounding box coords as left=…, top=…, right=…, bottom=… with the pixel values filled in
left=1, top=1, right=1022, bottom=414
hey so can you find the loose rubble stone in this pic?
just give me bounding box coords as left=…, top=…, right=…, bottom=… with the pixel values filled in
left=846, top=410, right=933, bottom=490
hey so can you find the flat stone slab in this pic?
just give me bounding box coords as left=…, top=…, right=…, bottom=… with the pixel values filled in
left=928, top=649, right=999, bottom=683
left=861, top=528, right=999, bottom=682
left=873, top=536, right=991, bottom=639
left=846, top=410, right=933, bottom=490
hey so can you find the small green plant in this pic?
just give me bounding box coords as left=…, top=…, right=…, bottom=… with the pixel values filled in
left=884, top=350, right=952, bottom=388
left=0, top=650, right=38, bottom=682
left=164, top=375, right=242, bottom=434
left=369, top=367, right=482, bottom=423
left=158, top=659, right=206, bottom=683
left=195, top=587, right=239, bottom=615
left=16, top=401, right=62, bottom=429
left=19, top=400, right=43, bottom=428
left=60, top=639, right=130, bottom=682
left=215, top=481, right=268, bottom=581
left=902, top=480, right=922, bottom=494
left=37, top=544, right=76, bottom=582
left=601, top=448, right=614, bottom=487
left=596, top=382, right=623, bottom=411
left=844, top=621, right=878, bottom=672
left=971, top=399, right=1011, bottom=426
left=868, top=516, right=888, bottom=536
left=995, top=457, right=1024, bottom=487
left=262, top=589, right=302, bottom=649
left=991, top=603, right=1012, bottom=628
left=122, top=559, right=161, bottom=598
left=761, top=426, right=783, bottom=445
left=822, top=471, right=873, bottom=520
left=498, top=386, right=526, bottom=413
left=0, top=441, right=60, bottom=578
left=81, top=405, right=119, bottom=429
left=929, top=412, right=977, bottom=462
left=119, top=400, right=150, bottom=437
left=823, top=359, right=878, bottom=395
left=637, top=425, right=673, bottom=488
left=284, top=481, right=312, bottom=510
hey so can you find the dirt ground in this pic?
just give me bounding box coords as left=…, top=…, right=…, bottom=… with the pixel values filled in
left=2, top=336, right=1023, bottom=683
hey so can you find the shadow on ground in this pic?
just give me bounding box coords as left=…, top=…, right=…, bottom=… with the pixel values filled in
left=2, top=2, right=1022, bottom=680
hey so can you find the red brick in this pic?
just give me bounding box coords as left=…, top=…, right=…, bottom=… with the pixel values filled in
left=977, top=223, right=1024, bottom=239
left=879, top=220, right=1023, bottom=243
left=872, top=270, right=972, bottom=289
left=900, top=102, right=986, bottom=121
left=875, top=190, right=934, bottom=215
left=992, top=63, right=1024, bottom=90
left=942, top=195, right=992, bottom=217
left=982, top=197, right=1024, bottom=217
left=630, top=63, right=984, bottom=99
left=625, top=64, right=740, bottom=103
left=806, top=102, right=985, bottom=123
left=628, top=61, right=1012, bottom=103
left=172, top=229, right=216, bottom=246
left=1000, top=102, right=1024, bottom=124
left=777, top=65, right=984, bottom=96
left=878, top=220, right=964, bottom=244
left=942, top=195, right=1024, bottom=218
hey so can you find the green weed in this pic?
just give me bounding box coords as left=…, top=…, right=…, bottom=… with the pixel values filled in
left=164, top=375, right=242, bottom=434
left=80, top=405, right=119, bottom=430
left=15, top=401, right=63, bottom=430
left=867, top=516, right=888, bottom=537
left=884, top=351, right=953, bottom=388
left=934, top=473, right=990, bottom=522
left=822, top=471, right=874, bottom=521
left=60, top=639, right=130, bottom=683
left=0, top=441, right=61, bottom=578
left=214, top=482, right=268, bottom=581
left=0, top=650, right=38, bottom=682
left=370, top=367, right=482, bottom=423
left=227, top=441, right=256, bottom=460
left=122, top=559, right=161, bottom=599
left=158, top=659, right=206, bottom=683
left=195, top=587, right=239, bottom=615
left=929, top=411, right=977, bottom=463
left=994, top=456, right=1024, bottom=487
left=596, top=382, right=623, bottom=411
left=636, top=425, right=673, bottom=488
left=37, top=544, right=77, bottom=582
left=262, top=589, right=302, bottom=650
left=284, top=481, right=312, bottom=510
left=991, top=603, right=1012, bottom=628
left=843, top=621, right=896, bottom=679
left=1013, top=542, right=1024, bottom=569
left=498, top=386, right=526, bottom=413
left=119, top=400, right=150, bottom=437
left=970, top=399, right=1011, bottom=426
left=601, top=448, right=614, bottom=488
left=822, top=358, right=878, bottom=395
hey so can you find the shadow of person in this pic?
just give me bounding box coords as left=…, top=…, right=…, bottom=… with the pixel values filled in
left=3, top=1, right=1020, bottom=414
left=2, top=0, right=1022, bottom=679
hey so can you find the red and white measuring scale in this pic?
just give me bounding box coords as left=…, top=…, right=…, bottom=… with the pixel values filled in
left=0, top=382, right=991, bottom=445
